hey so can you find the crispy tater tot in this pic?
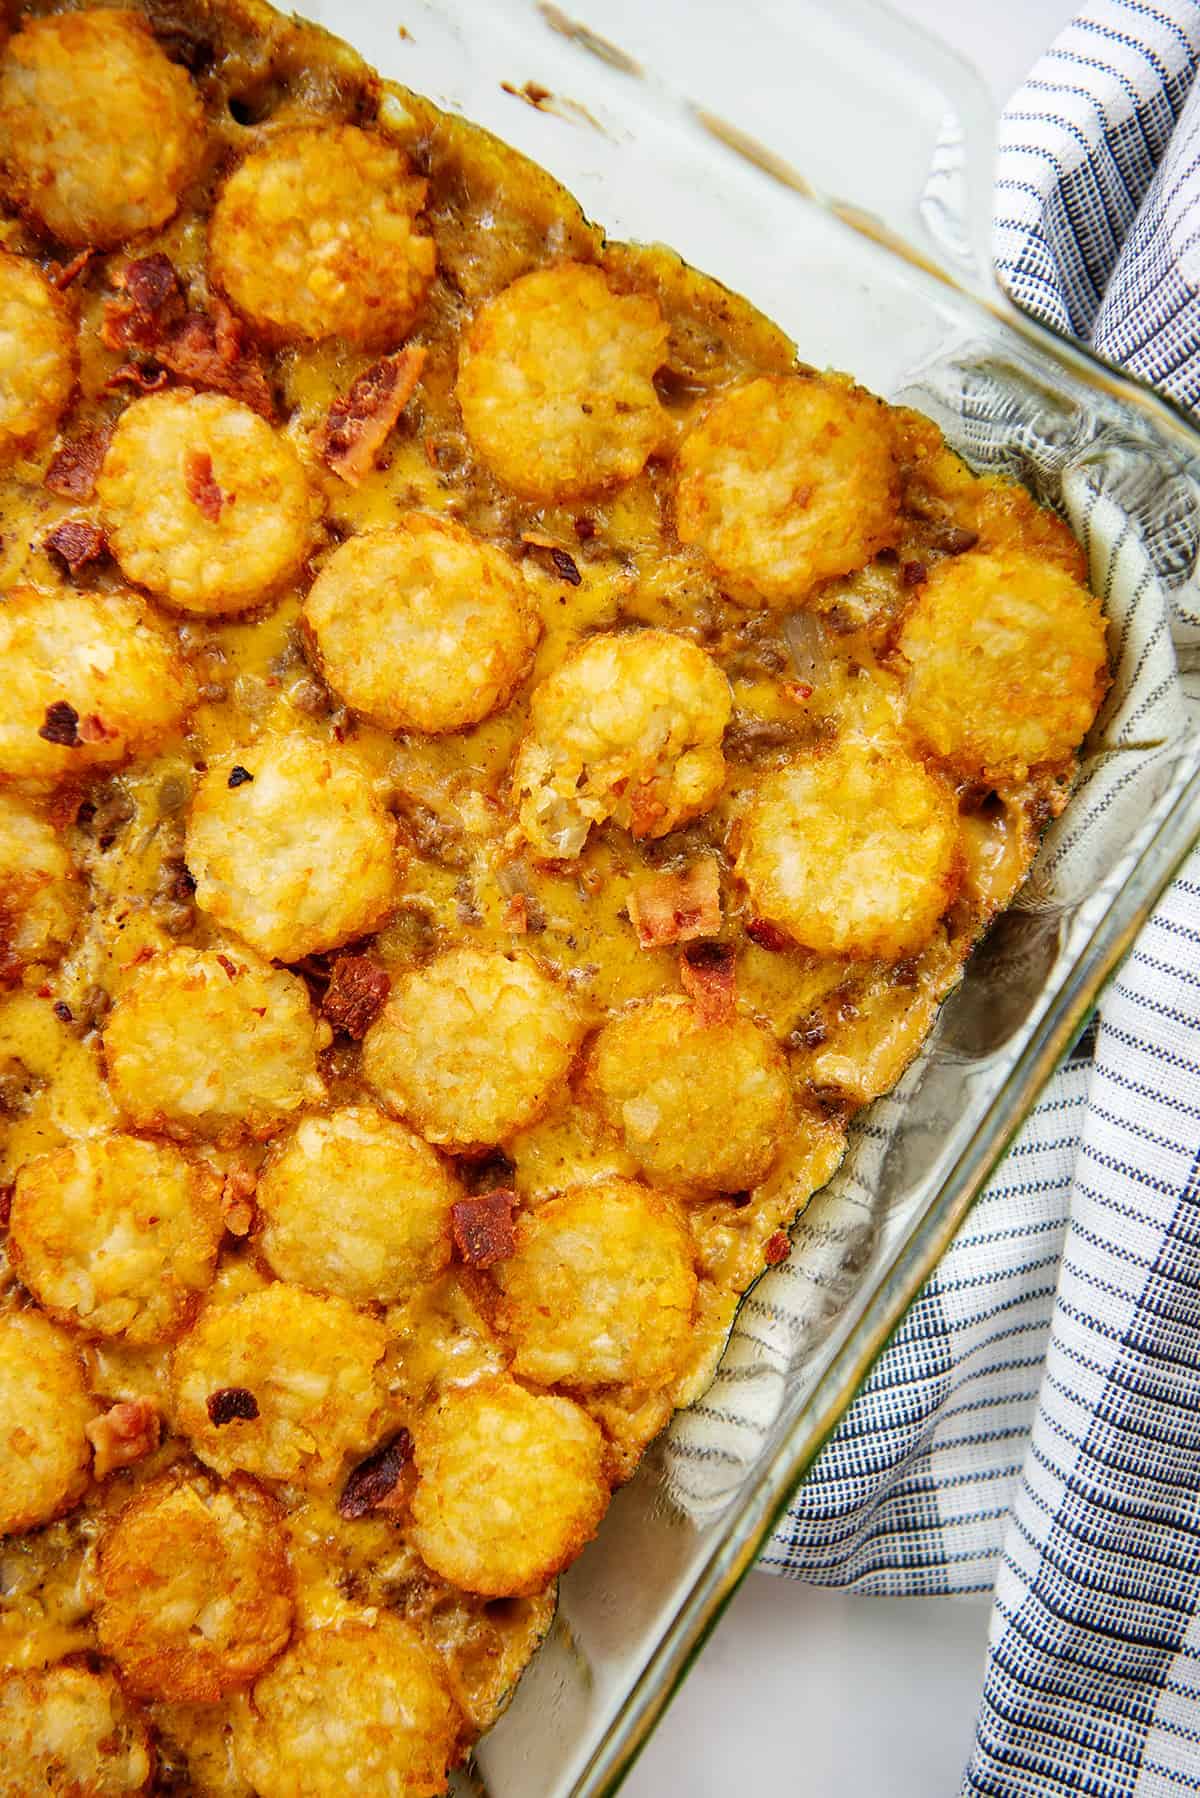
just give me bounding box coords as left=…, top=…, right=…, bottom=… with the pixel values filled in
left=0, top=1663, right=153, bottom=1796
left=230, top=1617, right=460, bottom=1798
left=362, top=946, right=584, bottom=1153
left=172, top=1283, right=389, bottom=1489
left=257, top=1105, right=458, bottom=1305
left=0, top=251, right=74, bottom=461
left=586, top=995, right=792, bottom=1193
left=493, top=1178, right=698, bottom=1389
left=209, top=126, right=436, bottom=348
left=0, top=10, right=203, bottom=248
left=456, top=262, right=669, bottom=502
left=0, top=792, right=79, bottom=978
left=409, top=1375, right=607, bottom=1597
left=186, top=735, right=402, bottom=962
left=96, top=1468, right=294, bottom=1703
left=9, top=1134, right=225, bottom=1344
left=735, top=736, right=962, bottom=960
left=675, top=374, right=901, bottom=606
left=898, top=549, right=1110, bottom=781
left=0, top=585, right=193, bottom=785
left=512, top=628, right=731, bottom=859
left=0, top=1307, right=93, bottom=1534
left=303, top=517, right=541, bottom=734
left=97, top=391, right=315, bottom=617
left=102, top=946, right=327, bottom=1141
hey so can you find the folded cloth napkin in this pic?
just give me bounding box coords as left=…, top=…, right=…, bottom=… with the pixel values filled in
left=756, top=5, right=1200, bottom=1793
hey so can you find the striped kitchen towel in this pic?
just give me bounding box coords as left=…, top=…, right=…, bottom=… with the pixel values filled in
left=751, top=5, right=1200, bottom=1794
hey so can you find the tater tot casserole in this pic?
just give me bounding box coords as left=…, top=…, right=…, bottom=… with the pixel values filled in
left=0, top=0, right=1110, bottom=1791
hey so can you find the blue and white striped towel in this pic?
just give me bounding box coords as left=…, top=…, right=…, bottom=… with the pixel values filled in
left=764, top=5, right=1200, bottom=1793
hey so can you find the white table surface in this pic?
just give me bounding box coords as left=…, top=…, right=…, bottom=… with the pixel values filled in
left=625, top=2, right=1077, bottom=1793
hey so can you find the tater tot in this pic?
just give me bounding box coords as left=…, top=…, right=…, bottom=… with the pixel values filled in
left=898, top=549, right=1110, bottom=780
left=172, top=1283, right=388, bottom=1488
left=0, top=1307, right=93, bottom=1534
left=0, top=9, right=203, bottom=248
left=0, top=1663, right=153, bottom=1797
left=9, top=1134, right=225, bottom=1344
left=97, top=392, right=315, bottom=617
left=409, top=1376, right=607, bottom=1596
left=675, top=374, right=900, bottom=606
left=96, top=1469, right=294, bottom=1703
left=303, top=517, right=541, bottom=734
left=230, top=1617, right=460, bottom=1798
left=456, top=262, right=669, bottom=502
left=0, top=585, right=193, bottom=784
left=0, top=251, right=74, bottom=461
left=209, top=125, right=436, bottom=348
left=493, top=1178, right=698, bottom=1390
left=102, top=946, right=327, bottom=1141
left=735, top=736, right=961, bottom=960
left=586, top=996, right=792, bottom=1193
left=512, top=629, right=731, bottom=859
left=0, top=792, right=79, bottom=979
left=362, top=946, right=584, bottom=1153
left=186, top=735, right=402, bottom=962
left=257, top=1105, right=457, bottom=1305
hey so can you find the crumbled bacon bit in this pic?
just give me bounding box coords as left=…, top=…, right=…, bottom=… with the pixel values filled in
left=627, top=858, right=721, bottom=949
left=781, top=681, right=813, bottom=704
left=45, top=431, right=109, bottom=502
left=451, top=1190, right=517, bottom=1269
left=185, top=448, right=225, bottom=522
left=44, top=519, right=106, bottom=574
left=900, top=559, right=928, bottom=587
left=164, top=308, right=275, bottom=416
left=215, top=954, right=238, bottom=981
left=321, top=954, right=390, bottom=1039
left=503, top=894, right=529, bottom=934
left=52, top=1001, right=72, bottom=1023
left=764, top=1230, right=790, bottom=1265
left=745, top=918, right=793, bottom=952
left=319, top=346, right=426, bottom=487
left=573, top=515, right=597, bottom=542
left=207, top=1387, right=259, bottom=1426
left=125, top=252, right=183, bottom=317
left=38, top=701, right=81, bottom=748
left=338, top=1430, right=416, bottom=1521
left=102, top=255, right=275, bottom=417
left=0, top=1187, right=12, bottom=1228
left=51, top=248, right=93, bottom=290
left=87, top=1398, right=161, bottom=1477
left=680, top=940, right=737, bottom=1024
left=226, top=765, right=253, bottom=788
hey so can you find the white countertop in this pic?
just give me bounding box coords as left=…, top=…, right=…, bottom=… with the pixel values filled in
left=625, top=2, right=1077, bottom=1793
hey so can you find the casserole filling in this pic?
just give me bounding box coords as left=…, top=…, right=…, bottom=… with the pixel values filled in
left=0, top=1, right=1108, bottom=1790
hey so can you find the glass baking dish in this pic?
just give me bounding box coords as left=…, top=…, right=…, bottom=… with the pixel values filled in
left=288, top=0, right=1200, bottom=1790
